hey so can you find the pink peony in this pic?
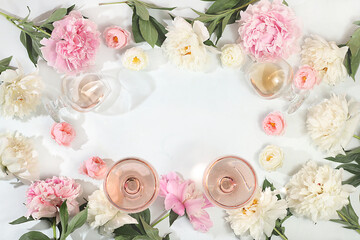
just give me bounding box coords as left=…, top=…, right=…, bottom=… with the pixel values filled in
left=51, top=122, right=76, bottom=146
left=40, top=11, right=100, bottom=74
left=294, top=65, right=320, bottom=90
left=103, top=26, right=130, bottom=49
left=262, top=111, right=286, bottom=135
left=159, top=172, right=213, bottom=232
left=239, top=0, right=301, bottom=61
left=26, top=176, right=81, bottom=219
left=79, top=156, right=107, bottom=180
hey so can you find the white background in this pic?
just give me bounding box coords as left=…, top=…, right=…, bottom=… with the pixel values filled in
left=0, top=0, right=360, bottom=239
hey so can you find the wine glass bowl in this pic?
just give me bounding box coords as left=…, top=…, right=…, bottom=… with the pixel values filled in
left=203, top=156, right=257, bottom=209
left=104, top=158, right=159, bottom=213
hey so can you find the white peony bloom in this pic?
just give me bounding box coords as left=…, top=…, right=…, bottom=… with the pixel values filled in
left=122, top=47, right=148, bottom=71
left=220, top=44, right=245, bottom=68
left=259, top=145, right=284, bottom=172
left=301, top=35, right=348, bottom=85
left=0, top=67, right=43, bottom=119
left=286, top=161, right=354, bottom=222
left=307, top=94, right=360, bottom=156
left=162, top=17, right=209, bottom=71
left=87, top=189, right=137, bottom=236
left=226, top=188, right=288, bottom=240
left=0, top=132, right=38, bottom=181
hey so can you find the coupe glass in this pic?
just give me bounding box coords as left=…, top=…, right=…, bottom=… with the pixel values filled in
left=203, top=156, right=257, bottom=209
left=104, top=158, right=159, bottom=213
left=246, top=59, right=309, bottom=114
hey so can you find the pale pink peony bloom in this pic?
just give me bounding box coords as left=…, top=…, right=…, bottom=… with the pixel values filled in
left=239, top=0, right=301, bottom=61
left=262, top=111, right=286, bottom=135
left=159, top=172, right=213, bottom=232
left=26, top=176, right=81, bottom=219
left=40, top=11, right=100, bottom=74
left=103, top=26, right=130, bottom=49
left=294, top=65, right=320, bottom=90
left=79, top=156, right=107, bottom=180
left=51, top=122, right=76, bottom=146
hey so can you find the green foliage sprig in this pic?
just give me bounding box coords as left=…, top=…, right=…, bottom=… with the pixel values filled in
left=0, top=56, right=14, bottom=74
left=331, top=198, right=360, bottom=235
left=100, top=0, right=174, bottom=48
left=343, top=21, right=360, bottom=80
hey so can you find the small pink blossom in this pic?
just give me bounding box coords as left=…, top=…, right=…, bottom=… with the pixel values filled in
left=51, top=122, right=76, bottom=146
left=103, top=26, right=130, bottom=49
left=239, top=0, right=301, bottom=61
left=26, top=176, right=81, bottom=219
left=40, top=11, right=100, bottom=74
left=159, top=172, right=213, bottom=232
left=79, top=156, right=107, bottom=180
left=294, top=65, right=320, bottom=90
left=262, top=111, right=286, bottom=135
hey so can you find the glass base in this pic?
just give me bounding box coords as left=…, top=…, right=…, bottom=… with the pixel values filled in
left=287, top=91, right=309, bottom=114
left=43, top=96, right=67, bottom=123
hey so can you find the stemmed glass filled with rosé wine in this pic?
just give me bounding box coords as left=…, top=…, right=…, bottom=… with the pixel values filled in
left=203, top=156, right=257, bottom=209
left=104, top=158, right=159, bottom=213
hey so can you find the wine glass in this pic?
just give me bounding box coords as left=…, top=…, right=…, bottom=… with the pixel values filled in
left=104, top=158, right=159, bottom=213
left=246, top=59, right=309, bottom=114
left=203, top=156, right=257, bottom=209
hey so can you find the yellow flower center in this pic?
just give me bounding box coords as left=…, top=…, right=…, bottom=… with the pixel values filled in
left=241, top=198, right=258, bottom=214
left=323, top=67, right=328, bottom=72
left=302, top=76, right=307, bottom=83
left=181, top=45, right=192, bottom=56
left=266, top=155, right=273, bottom=162
left=132, top=56, right=141, bottom=65
left=113, top=36, right=119, bottom=43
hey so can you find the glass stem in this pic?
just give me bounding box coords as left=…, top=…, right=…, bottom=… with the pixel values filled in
left=354, top=135, right=360, bottom=141
left=150, top=210, right=170, bottom=227
left=52, top=218, right=57, bottom=240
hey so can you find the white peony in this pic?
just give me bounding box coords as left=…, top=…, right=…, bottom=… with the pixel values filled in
left=259, top=145, right=284, bottom=172
left=301, top=34, right=348, bottom=85
left=226, top=188, right=288, bottom=240
left=0, top=67, right=43, bottom=119
left=122, top=47, right=148, bottom=71
left=307, top=94, right=360, bottom=156
left=87, top=189, right=138, bottom=235
left=220, top=44, right=245, bottom=68
left=285, top=161, right=354, bottom=222
left=162, top=17, right=209, bottom=71
left=0, top=132, right=38, bottom=181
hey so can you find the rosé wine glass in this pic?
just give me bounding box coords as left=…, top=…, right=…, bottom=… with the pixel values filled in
left=203, top=156, right=257, bottom=209
left=104, top=158, right=159, bottom=213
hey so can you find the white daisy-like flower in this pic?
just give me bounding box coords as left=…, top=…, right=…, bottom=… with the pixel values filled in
left=285, top=161, right=355, bottom=222
left=259, top=145, right=284, bottom=172
left=0, top=132, right=38, bottom=181
left=301, top=34, right=348, bottom=85
left=307, top=94, right=360, bottom=156
left=162, top=17, right=209, bottom=71
left=122, top=47, right=148, bottom=71
left=220, top=44, right=245, bottom=68
left=87, top=189, right=138, bottom=236
left=0, top=67, right=43, bottom=119
left=226, top=187, right=288, bottom=240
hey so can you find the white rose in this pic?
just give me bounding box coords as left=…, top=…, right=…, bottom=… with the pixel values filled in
left=122, top=47, right=148, bottom=71
left=259, top=145, right=284, bottom=172
left=220, top=44, right=245, bottom=68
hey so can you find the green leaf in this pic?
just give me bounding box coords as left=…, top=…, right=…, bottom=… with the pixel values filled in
left=20, top=32, right=38, bottom=66
left=115, top=236, right=134, bottom=240
left=203, top=39, right=216, bottom=47
left=350, top=49, right=360, bottom=80
left=133, top=236, right=152, bottom=240
left=169, top=210, right=179, bottom=227
left=149, top=16, right=167, bottom=47
left=41, top=8, right=67, bottom=25
left=114, top=224, right=142, bottom=236
left=66, top=207, right=88, bottom=235
left=0, top=56, right=12, bottom=67
left=262, top=179, right=275, bottom=191
left=59, top=201, right=69, bottom=237
left=66, top=4, right=76, bottom=14
left=134, top=1, right=150, bottom=21
left=337, top=163, right=360, bottom=174
left=132, top=12, right=145, bottom=43
left=19, top=231, right=50, bottom=240
left=139, top=18, right=158, bottom=48
left=140, top=217, right=162, bottom=240
left=282, top=0, right=289, bottom=6
left=221, top=13, right=232, bottom=33
left=332, top=199, right=360, bottom=234
left=9, top=216, right=34, bottom=225
left=141, top=2, right=175, bottom=11
left=162, top=233, right=170, bottom=240
left=131, top=209, right=151, bottom=225
left=207, top=18, right=220, bottom=35
left=206, top=0, right=240, bottom=14
left=343, top=175, right=360, bottom=187
left=325, top=154, right=355, bottom=164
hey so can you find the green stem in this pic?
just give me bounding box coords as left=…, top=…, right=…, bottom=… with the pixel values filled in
left=34, top=25, right=51, bottom=37
left=273, top=227, right=288, bottom=240
left=354, top=135, right=360, bottom=140
left=52, top=219, right=57, bottom=240
left=99, top=1, right=128, bottom=6
left=151, top=212, right=170, bottom=227
left=216, top=0, right=258, bottom=17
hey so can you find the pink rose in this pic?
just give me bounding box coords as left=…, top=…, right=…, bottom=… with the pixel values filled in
left=40, top=11, right=100, bottom=74
left=51, top=122, right=76, bottom=146
left=262, top=111, right=286, bottom=135
left=294, top=65, right=320, bottom=90
left=239, top=0, right=301, bottom=61
left=26, top=176, right=81, bottom=219
left=79, top=156, right=107, bottom=179
left=103, top=26, right=130, bottom=49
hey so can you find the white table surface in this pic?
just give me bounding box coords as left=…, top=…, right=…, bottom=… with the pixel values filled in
left=1, top=0, right=360, bottom=239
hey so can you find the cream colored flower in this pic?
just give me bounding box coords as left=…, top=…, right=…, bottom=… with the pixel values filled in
left=285, top=161, right=354, bottom=222
left=87, top=189, right=137, bottom=236
left=0, top=67, right=43, bottom=119
left=122, top=47, right=148, bottom=71
left=162, top=17, right=209, bottom=71
left=301, top=35, right=348, bottom=85
left=0, top=132, right=38, bottom=181
left=226, top=188, right=288, bottom=240
left=307, top=94, right=360, bottom=156
left=220, top=44, right=245, bottom=68
left=259, top=145, right=284, bottom=172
